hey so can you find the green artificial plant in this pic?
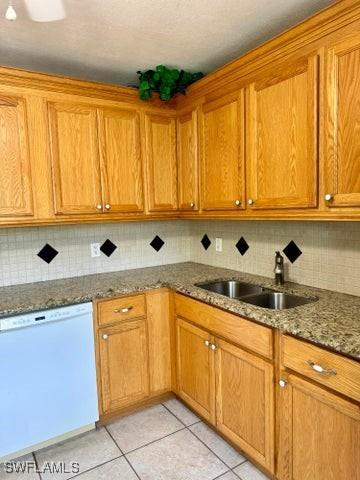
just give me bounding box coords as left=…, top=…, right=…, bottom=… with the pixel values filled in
left=137, top=65, right=204, bottom=101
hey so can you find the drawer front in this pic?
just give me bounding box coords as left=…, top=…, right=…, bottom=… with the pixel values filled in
left=282, top=335, right=360, bottom=402
left=175, top=294, right=273, bottom=359
left=98, top=294, right=146, bottom=326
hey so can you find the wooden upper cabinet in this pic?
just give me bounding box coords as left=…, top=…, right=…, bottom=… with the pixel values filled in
left=48, top=102, right=102, bottom=215
left=201, top=91, right=245, bottom=211
left=177, top=108, right=199, bottom=211
left=325, top=37, right=360, bottom=208
left=98, top=107, right=144, bottom=213
left=278, top=373, right=360, bottom=480
left=247, top=56, right=318, bottom=210
left=215, top=339, right=274, bottom=473
left=0, top=95, right=33, bottom=217
left=144, top=113, right=178, bottom=212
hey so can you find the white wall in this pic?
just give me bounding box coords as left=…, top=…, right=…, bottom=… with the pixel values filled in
left=0, top=219, right=359, bottom=296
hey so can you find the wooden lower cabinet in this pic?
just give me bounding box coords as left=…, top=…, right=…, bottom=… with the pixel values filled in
left=278, top=373, right=360, bottom=480
left=176, top=317, right=216, bottom=423
left=215, top=339, right=275, bottom=472
left=98, top=318, right=149, bottom=414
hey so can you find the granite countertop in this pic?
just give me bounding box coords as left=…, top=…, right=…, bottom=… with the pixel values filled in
left=0, top=262, right=359, bottom=360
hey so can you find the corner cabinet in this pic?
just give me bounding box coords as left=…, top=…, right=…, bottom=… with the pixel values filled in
left=246, top=55, right=319, bottom=210
left=200, top=91, right=245, bottom=211
left=0, top=94, right=34, bottom=218
left=177, top=108, right=199, bottom=212
left=324, top=36, right=360, bottom=209
left=144, top=112, right=178, bottom=212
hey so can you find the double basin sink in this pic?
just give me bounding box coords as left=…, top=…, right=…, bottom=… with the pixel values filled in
left=196, top=280, right=317, bottom=310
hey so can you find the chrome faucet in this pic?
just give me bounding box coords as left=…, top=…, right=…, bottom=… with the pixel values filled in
left=274, top=251, right=284, bottom=285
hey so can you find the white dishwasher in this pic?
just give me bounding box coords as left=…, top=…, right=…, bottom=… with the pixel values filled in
left=0, top=302, right=99, bottom=462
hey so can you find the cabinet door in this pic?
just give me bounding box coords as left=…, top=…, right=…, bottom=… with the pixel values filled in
left=144, top=113, right=177, bottom=212
left=98, top=107, right=144, bottom=213
left=278, top=373, right=360, bottom=480
left=0, top=95, right=33, bottom=217
left=177, top=109, right=199, bottom=211
left=201, top=91, right=245, bottom=211
left=176, top=317, right=215, bottom=423
left=325, top=37, right=360, bottom=208
left=48, top=102, right=102, bottom=215
left=215, top=339, right=274, bottom=473
left=99, top=319, right=149, bottom=414
left=247, top=56, right=318, bottom=209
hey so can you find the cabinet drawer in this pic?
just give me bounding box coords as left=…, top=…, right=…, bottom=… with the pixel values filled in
left=175, top=294, right=273, bottom=359
left=98, top=294, right=146, bottom=326
left=282, top=335, right=360, bottom=402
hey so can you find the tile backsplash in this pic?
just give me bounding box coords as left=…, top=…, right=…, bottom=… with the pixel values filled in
left=0, top=221, right=191, bottom=287
left=190, top=220, right=360, bottom=296
left=0, top=219, right=359, bottom=296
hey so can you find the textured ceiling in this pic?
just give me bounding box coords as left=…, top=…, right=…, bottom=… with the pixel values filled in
left=0, top=0, right=335, bottom=86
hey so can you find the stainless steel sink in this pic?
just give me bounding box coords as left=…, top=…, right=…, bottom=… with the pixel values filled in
left=196, top=280, right=264, bottom=298
left=239, top=291, right=317, bottom=310
left=196, top=280, right=318, bottom=310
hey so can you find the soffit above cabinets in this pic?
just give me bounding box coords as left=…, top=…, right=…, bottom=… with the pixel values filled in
left=0, top=0, right=334, bottom=86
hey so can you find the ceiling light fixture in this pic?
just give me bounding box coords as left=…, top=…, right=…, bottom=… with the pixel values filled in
left=5, top=1, right=17, bottom=21
left=24, top=0, right=66, bottom=22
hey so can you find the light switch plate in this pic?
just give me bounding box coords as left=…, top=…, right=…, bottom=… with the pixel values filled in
left=90, top=243, right=101, bottom=257
left=215, top=237, right=223, bottom=252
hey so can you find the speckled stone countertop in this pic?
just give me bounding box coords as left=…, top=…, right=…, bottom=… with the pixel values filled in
left=0, top=262, right=359, bottom=360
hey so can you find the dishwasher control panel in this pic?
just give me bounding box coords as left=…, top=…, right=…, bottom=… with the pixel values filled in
left=0, top=302, right=92, bottom=332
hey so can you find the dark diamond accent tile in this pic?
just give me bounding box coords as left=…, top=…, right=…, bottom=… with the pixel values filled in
left=201, top=234, right=211, bottom=251
left=150, top=235, right=165, bottom=252
left=100, top=239, right=117, bottom=257
left=283, top=240, right=302, bottom=263
left=235, top=237, right=249, bottom=256
left=37, top=244, right=59, bottom=264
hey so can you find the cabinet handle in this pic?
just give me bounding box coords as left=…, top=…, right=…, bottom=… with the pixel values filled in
left=190, top=202, right=195, bottom=208
left=96, top=204, right=103, bottom=211
left=105, top=204, right=111, bottom=210
left=114, top=306, right=133, bottom=314
left=102, top=334, right=108, bottom=340
left=306, top=360, right=337, bottom=377
left=279, top=379, right=287, bottom=388
left=204, top=340, right=210, bottom=348
left=235, top=199, right=241, bottom=206
left=324, top=193, right=333, bottom=202
left=248, top=199, right=254, bottom=206
left=210, top=343, right=218, bottom=351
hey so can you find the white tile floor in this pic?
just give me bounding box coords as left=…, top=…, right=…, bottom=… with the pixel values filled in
left=0, top=399, right=270, bottom=480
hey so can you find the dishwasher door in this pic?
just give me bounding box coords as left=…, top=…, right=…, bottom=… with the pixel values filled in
left=0, top=303, right=99, bottom=460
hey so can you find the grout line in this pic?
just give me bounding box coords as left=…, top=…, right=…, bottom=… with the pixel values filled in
left=104, top=426, right=141, bottom=480
left=186, top=427, right=229, bottom=470
left=212, top=469, right=231, bottom=479
left=124, top=426, right=187, bottom=455
left=31, top=452, right=42, bottom=480
left=231, top=458, right=248, bottom=470
left=161, top=401, right=199, bottom=428
left=66, top=455, right=123, bottom=480
left=104, top=425, right=124, bottom=455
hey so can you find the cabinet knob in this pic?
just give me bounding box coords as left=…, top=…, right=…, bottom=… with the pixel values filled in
left=248, top=199, right=254, bottom=206
left=235, top=199, right=241, bottom=206
left=102, top=334, right=108, bottom=340
left=279, top=379, right=287, bottom=388
left=324, top=193, right=333, bottom=202
left=96, top=204, right=103, bottom=211
left=105, top=204, right=111, bottom=210
left=210, top=343, right=218, bottom=351
left=114, top=306, right=133, bottom=314
left=204, top=340, right=210, bottom=348
left=190, top=202, right=195, bottom=208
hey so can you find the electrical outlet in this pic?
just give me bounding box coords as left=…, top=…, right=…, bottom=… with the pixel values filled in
left=90, top=243, right=101, bottom=258
left=215, top=237, right=223, bottom=252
